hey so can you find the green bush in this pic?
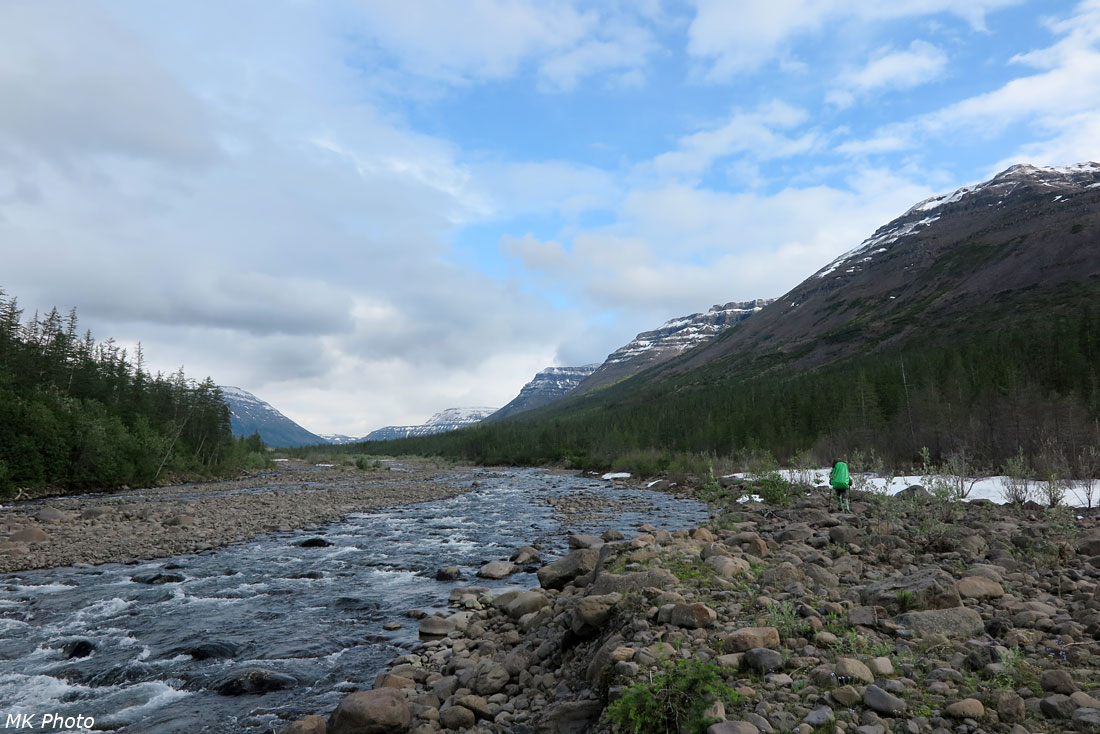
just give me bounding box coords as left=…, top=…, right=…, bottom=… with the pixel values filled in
left=753, top=469, right=793, bottom=506
left=607, top=657, right=741, bottom=734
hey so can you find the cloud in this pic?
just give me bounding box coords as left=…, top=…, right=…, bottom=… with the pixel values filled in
left=686, top=0, right=1021, bottom=79
left=827, top=41, right=949, bottom=108
left=650, top=101, right=819, bottom=181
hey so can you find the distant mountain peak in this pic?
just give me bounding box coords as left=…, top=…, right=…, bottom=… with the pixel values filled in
left=489, top=364, right=601, bottom=420
left=221, top=385, right=327, bottom=448
left=364, top=406, right=497, bottom=441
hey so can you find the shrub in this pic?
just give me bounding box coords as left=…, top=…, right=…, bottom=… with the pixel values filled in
left=1000, top=447, right=1033, bottom=504
left=607, top=657, right=742, bottom=734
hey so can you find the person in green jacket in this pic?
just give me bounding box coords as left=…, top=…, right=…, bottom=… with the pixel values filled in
left=830, top=459, right=851, bottom=513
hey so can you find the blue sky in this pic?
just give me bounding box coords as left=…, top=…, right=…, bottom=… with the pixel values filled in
left=2, top=0, right=1098, bottom=434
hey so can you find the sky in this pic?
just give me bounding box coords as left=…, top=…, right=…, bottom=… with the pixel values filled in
left=2, top=0, right=1099, bottom=437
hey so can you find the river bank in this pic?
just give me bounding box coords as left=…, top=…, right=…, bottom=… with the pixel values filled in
left=0, top=459, right=471, bottom=573
left=288, top=485, right=1100, bottom=734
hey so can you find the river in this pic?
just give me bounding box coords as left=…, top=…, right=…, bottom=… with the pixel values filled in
left=0, top=468, right=708, bottom=733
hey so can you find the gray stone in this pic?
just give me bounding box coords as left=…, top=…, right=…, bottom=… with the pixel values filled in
left=568, top=534, right=604, bottom=549
left=708, top=722, right=760, bottom=734
left=477, top=560, right=516, bottom=579
left=724, top=627, right=780, bottom=652
left=418, top=616, right=454, bottom=637
left=802, top=706, right=834, bottom=726
left=848, top=606, right=878, bottom=627
left=997, top=692, right=1026, bottom=723
left=956, top=576, right=1004, bottom=599
left=944, top=699, right=984, bottom=719
left=503, top=590, right=549, bottom=620
left=1040, top=694, right=1077, bottom=719
left=743, top=648, right=784, bottom=673
left=862, top=568, right=960, bottom=612
left=439, top=704, right=475, bottom=729
left=1040, top=669, right=1078, bottom=694
left=537, top=549, right=599, bottom=590
left=669, top=602, right=717, bottom=629
left=896, top=607, right=983, bottom=639
left=835, top=657, right=874, bottom=684
left=863, top=685, right=907, bottom=716
left=573, top=593, right=622, bottom=633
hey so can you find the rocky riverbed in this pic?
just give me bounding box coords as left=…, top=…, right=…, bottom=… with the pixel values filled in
left=0, top=460, right=468, bottom=572
left=287, top=485, right=1100, bottom=734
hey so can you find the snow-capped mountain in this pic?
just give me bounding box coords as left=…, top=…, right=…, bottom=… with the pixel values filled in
left=363, top=407, right=498, bottom=442
left=657, top=161, right=1100, bottom=378
left=488, top=365, right=601, bottom=420
left=221, top=386, right=328, bottom=448
left=575, top=299, right=773, bottom=393
left=319, top=434, right=360, bottom=445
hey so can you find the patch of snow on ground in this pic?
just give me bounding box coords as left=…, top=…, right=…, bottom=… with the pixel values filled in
left=602, top=472, right=631, bottom=480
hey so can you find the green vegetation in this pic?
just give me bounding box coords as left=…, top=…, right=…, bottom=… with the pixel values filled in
left=606, top=657, right=742, bottom=734
left=0, top=289, right=266, bottom=497
left=329, top=281, right=1100, bottom=476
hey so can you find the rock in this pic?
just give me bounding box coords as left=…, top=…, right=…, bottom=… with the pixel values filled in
left=9, top=527, right=50, bottom=543
left=831, top=685, right=861, bottom=707
left=848, top=606, right=877, bottom=627
left=63, top=639, right=96, bottom=659
left=476, top=561, right=516, bottom=579
left=34, top=507, right=72, bottom=522
left=896, top=607, right=983, bottom=639
left=510, top=546, right=541, bottom=564
left=707, top=555, right=750, bottom=578
left=1074, top=708, right=1100, bottom=727
left=568, top=534, right=604, bottom=549
left=439, top=705, right=475, bottom=729
left=803, top=707, right=834, bottom=726
left=418, top=616, right=454, bottom=637
left=284, top=714, right=327, bottom=734
left=1071, top=692, right=1100, bottom=709
left=758, top=562, right=806, bottom=588
left=775, top=524, right=812, bottom=543
left=997, top=692, right=1026, bottom=723
left=867, top=657, right=893, bottom=676
left=328, top=689, right=411, bottom=734
left=545, top=700, right=605, bottom=733
left=503, top=590, right=550, bottom=619
left=164, top=514, right=194, bottom=527
left=863, top=685, right=907, bottom=716
left=944, top=699, right=984, bottom=719
left=1040, top=693, right=1077, bottom=719
left=474, top=664, right=509, bottom=695
left=173, top=641, right=238, bottom=660
left=537, top=548, right=599, bottom=590
left=573, top=593, right=622, bottom=633
left=588, top=568, right=677, bottom=595
left=862, top=568, right=960, bottom=612
left=374, top=673, right=414, bottom=690
left=1040, top=669, right=1078, bottom=694
left=434, top=566, right=461, bottom=581
left=131, top=572, right=185, bottom=584
left=829, top=526, right=860, bottom=545
left=835, top=657, right=874, bottom=684
left=743, top=648, right=784, bottom=673
left=956, top=576, right=1004, bottom=599
left=708, top=723, right=760, bottom=734
left=213, top=667, right=297, bottom=696
left=299, top=537, right=332, bottom=548
left=670, top=602, right=716, bottom=629
left=725, top=627, right=780, bottom=652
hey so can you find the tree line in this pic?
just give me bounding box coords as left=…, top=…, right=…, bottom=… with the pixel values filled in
left=0, top=289, right=266, bottom=497
left=337, top=280, right=1100, bottom=481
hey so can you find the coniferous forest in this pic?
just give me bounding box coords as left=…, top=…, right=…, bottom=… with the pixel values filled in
left=0, top=289, right=266, bottom=497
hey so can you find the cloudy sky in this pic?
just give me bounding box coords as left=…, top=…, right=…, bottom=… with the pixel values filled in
left=3, top=1, right=1099, bottom=436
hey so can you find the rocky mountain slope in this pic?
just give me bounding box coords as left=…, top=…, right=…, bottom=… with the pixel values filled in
left=578, top=300, right=773, bottom=393
left=660, top=162, right=1100, bottom=379
left=489, top=365, right=600, bottom=420
left=221, top=386, right=327, bottom=448
left=364, top=407, right=498, bottom=442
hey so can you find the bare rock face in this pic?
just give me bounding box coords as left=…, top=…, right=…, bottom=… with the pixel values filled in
left=328, top=688, right=411, bottom=734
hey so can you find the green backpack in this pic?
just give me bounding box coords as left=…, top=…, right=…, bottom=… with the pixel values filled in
left=831, top=461, right=850, bottom=489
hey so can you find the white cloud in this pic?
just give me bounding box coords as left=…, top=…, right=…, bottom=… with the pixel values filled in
left=827, top=40, right=949, bottom=108
left=686, top=0, right=1022, bottom=79
left=650, top=101, right=819, bottom=180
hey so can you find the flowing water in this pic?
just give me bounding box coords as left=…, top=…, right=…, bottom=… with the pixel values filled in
left=0, top=468, right=708, bottom=733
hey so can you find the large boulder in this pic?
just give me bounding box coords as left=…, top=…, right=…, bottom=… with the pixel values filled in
left=328, top=689, right=410, bottom=734
left=956, top=576, right=1004, bottom=599
left=476, top=561, right=516, bottom=579
left=213, top=667, right=297, bottom=696
left=669, top=602, right=716, bottom=629
left=573, top=593, right=623, bottom=634
left=537, top=549, right=599, bottom=590
left=502, top=590, right=550, bottom=620
left=724, top=627, right=780, bottom=652
left=861, top=568, right=960, bottom=612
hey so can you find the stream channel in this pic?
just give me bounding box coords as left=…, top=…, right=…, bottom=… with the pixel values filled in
left=0, top=468, right=709, bottom=733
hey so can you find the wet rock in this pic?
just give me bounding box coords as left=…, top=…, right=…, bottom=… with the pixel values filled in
left=477, top=561, right=516, bottom=579
left=863, top=685, right=907, bottom=716
left=328, top=688, right=411, bottom=734
left=213, top=667, right=297, bottom=696
left=434, top=566, right=461, bottom=581
left=174, top=641, right=238, bottom=660
left=509, top=546, right=541, bottom=565
left=63, top=639, right=96, bottom=659
left=537, top=548, right=599, bottom=590
left=418, top=616, right=454, bottom=637
left=299, top=537, right=332, bottom=548
left=131, top=572, right=185, bottom=584
left=283, top=714, right=327, bottom=734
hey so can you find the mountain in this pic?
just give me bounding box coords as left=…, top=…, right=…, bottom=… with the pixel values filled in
left=576, top=299, right=773, bottom=393
left=319, top=433, right=361, bottom=445
left=221, top=386, right=327, bottom=448
left=363, top=407, right=498, bottom=442
left=351, top=161, right=1100, bottom=469
left=488, top=365, right=600, bottom=420
left=657, top=162, right=1100, bottom=380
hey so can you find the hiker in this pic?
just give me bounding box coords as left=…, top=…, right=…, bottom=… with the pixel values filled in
left=830, top=458, right=851, bottom=512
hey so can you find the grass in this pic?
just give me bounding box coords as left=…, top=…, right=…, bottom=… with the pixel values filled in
left=606, top=658, right=743, bottom=734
